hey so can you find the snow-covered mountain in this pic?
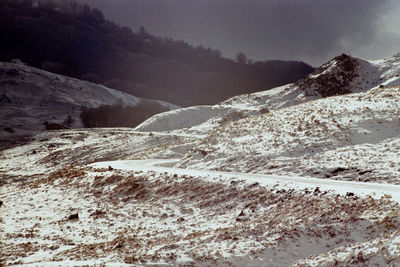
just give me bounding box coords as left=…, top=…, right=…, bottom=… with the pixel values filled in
left=1, top=53, right=400, bottom=266
left=136, top=53, right=400, bottom=184
left=137, top=53, right=400, bottom=133
left=0, top=62, right=179, bottom=138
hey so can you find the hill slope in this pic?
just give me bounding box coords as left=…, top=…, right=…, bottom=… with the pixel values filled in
left=1, top=53, right=400, bottom=266
left=178, top=85, right=400, bottom=183
left=136, top=53, right=400, bottom=184
left=0, top=0, right=314, bottom=106
left=0, top=62, right=178, bottom=140
left=136, top=53, right=400, bottom=132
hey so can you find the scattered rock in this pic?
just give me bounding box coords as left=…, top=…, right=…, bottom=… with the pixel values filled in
left=198, top=149, right=207, bottom=156
left=114, top=242, right=124, bottom=249
left=331, top=167, right=348, bottom=175
left=67, top=213, right=79, bottom=221
left=49, top=245, right=59, bottom=251
left=314, top=187, right=321, bottom=195
left=248, top=182, right=259, bottom=188
left=259, top=107, right=270, bottom=114
left=358, top=170, right=372, bottom=175
left=236, top=210, right=250, bottom=221
left=90, top=209, right=106, bottom=218
left=108, top=165, right=113, bottom=171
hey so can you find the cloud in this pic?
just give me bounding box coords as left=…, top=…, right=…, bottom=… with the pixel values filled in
left=80, top=0, right=399, bottom=66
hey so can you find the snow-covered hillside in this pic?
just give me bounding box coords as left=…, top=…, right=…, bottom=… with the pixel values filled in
left=2, top=53, right=400, bottom=266
left=223, top=53, right=400, bottom=110
left=137, top=53, right=400, bottom=134
left=135, top=53, right=400, bottom=184
left=178, top=85, right=400, bottom=184
left=2, top=141, right=400, bottom=265
left=0, top=62, right=179, bottom=138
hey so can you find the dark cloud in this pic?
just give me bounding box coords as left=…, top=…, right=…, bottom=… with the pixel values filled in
left=80, top=0, right=400, bottom=66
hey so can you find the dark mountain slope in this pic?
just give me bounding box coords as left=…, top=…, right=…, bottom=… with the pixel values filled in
left=0, top=0, right=314, bottom=106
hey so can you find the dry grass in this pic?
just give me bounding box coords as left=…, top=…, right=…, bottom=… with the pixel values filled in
left=42, top=169, right=400, bottom=265
left=31, top=166, right=85, bottom=188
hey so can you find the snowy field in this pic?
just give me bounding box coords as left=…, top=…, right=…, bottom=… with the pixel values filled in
left=1, top=127, right=400, bottom=266
left=2, top=155, right=400, bottom=266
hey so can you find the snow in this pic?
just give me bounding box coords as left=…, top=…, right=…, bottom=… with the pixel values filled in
left=90, top=159, right=400, bottom=203
left=178, top=85, right=400, bottom=184
left=135, top=105, right=232, bottom=133
left=135, top=53, right=400, bottom=143
left=0, top=128, right=200, bottom=177
left=2, top=53, right=400, bottom=266
left=169, top=54, right=400, bottom=185
left=2, top=157, right=400, bottom=266
left=0, top=62, right=179, bottom=137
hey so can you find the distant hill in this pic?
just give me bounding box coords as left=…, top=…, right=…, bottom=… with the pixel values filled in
left=0, top=0, right=314, bottom=106
left=0, top=61, right=179, bottom=139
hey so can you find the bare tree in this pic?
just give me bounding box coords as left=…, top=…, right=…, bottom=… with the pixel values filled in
left=236, top=52, right=247, bottom=64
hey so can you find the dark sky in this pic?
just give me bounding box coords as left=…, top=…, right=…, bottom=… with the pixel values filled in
left=80, top=0, right=400, bottom=66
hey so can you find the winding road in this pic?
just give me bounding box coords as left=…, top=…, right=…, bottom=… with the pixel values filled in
left=90, top=159, right=400, bottom=203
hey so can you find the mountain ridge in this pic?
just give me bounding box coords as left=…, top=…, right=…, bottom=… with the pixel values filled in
left=0, top=0, right=314, bottom=106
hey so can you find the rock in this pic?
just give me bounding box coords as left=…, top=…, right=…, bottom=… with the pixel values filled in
left=314, top=187, right=321, bottom=195
left=68, top=213, right=79, bottom=220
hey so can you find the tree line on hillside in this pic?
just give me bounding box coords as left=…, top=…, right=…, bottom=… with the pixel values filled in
left=80, top=100, right=169, bottom=128
left=0, top=0, right=314, bottom=106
